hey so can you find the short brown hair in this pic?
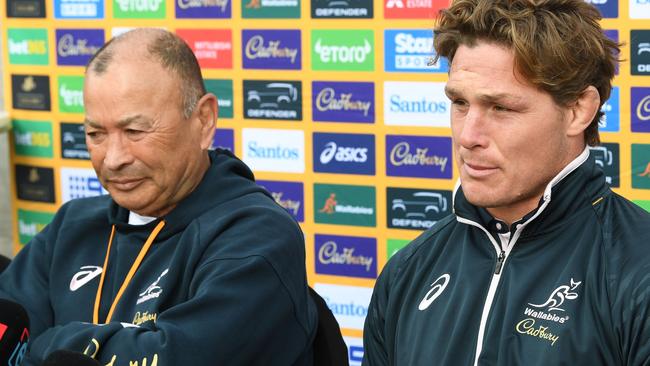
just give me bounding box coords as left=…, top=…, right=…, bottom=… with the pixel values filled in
left=86, top=29, right=206, bottom=119
left=433, top=0, right=620, bottom=146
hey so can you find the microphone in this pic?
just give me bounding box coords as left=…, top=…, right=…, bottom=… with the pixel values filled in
left=0, top=298, right=30, bottom=366
left=43, top=350, right=101, bottom=366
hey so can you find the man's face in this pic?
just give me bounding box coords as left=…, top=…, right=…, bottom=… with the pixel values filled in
left=446, top=42, right=574, bottom=221
left=84, top=56, right=209, bottom=217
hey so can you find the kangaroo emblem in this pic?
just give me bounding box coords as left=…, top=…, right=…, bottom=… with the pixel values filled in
left=136, top=269, right=170, bottom=304
left=528, top=278, right=582, bottom=312
left=140, top=269, right=169, bottom=298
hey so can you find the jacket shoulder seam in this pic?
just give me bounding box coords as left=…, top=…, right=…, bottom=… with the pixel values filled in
left=393, top=215, right=457, bottom=279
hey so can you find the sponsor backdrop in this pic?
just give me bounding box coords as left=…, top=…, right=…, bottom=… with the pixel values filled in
left=2, top=0, right=649, bottom=361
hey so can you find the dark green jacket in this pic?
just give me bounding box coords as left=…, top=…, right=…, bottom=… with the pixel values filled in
left=363, top=150, right=650, bottom=366
left=0, top=149, right=317, bottom=365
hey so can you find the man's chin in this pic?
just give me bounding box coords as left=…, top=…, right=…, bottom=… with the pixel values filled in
left=111, top=194, right=150, bottom=214
left=461, top=184, right=501, bottom=208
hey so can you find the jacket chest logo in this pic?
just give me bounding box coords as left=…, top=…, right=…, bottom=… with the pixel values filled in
left=528, top=278, right=582, bottom=312
left=69, top=265, right=103, bottom=292
left=132, top=311, right=158, bottom=326
left=137, top=269, right=169, bottom=305
left=515, top=278, right=583, bottom=346
left=418, top=273, right=450, bottom=311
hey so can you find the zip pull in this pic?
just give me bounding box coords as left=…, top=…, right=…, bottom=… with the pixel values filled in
left=494, top=250, right=505, bottom=275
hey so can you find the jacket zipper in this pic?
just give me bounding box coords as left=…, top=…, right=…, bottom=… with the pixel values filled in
left=455, top=218, right=506, bottom=364
left=457, top=217, right=517, bottom=366
left=494, top=250, right=506, bottom=275
left=473, top=233, right=511, bottom=364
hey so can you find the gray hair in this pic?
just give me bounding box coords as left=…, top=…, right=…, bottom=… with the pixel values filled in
left=86, top=28, right=206, bottom=119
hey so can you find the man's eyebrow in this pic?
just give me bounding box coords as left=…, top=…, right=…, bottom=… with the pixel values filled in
left=84, top=115, right=153, bottom=129
left=84, top=119, right=101, bottom=129
left=445, top=86, right=521, bottom=103
left=477, top=92, right=521, bottom=104
left=117, top=115, right=152, bottom=128
left=444, top=86, right=460, bottom=98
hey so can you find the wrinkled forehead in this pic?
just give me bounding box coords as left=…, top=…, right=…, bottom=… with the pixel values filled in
left=449, top=43, right=545, bottom=96
left=83, top=59, right=185, bottom=125
left=448, top=44, right=515, bottom=84
left=85, top=55, right=181, bottom=98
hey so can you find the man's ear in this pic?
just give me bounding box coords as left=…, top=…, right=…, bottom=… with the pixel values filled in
left=566, top=86, right=600, bottom=138
left=195, top=93, right=218, bottom=150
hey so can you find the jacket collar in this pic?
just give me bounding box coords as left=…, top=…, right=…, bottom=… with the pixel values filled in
left=453, top=147, right=610, bottom=238
left=107, top=149, right=267, bottom=240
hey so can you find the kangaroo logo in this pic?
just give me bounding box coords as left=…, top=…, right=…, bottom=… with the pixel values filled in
left=137, top=269, right=169, bottom=305
left=528, top=278, right=582, bottom=312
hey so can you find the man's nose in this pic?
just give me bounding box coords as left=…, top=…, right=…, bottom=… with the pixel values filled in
left=103, top=134, right=134, bottom=170
left=456, top=107, right=489, bottom=149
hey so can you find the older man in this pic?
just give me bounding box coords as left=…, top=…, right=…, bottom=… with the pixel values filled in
left=363, top=0, right=650, bottom=365
left=0, top=29, right=317, bottom=365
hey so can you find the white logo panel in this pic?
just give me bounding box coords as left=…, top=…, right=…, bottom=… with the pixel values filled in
left=242, top=128, right=305, bottom=173
left=60, top=167, right=108, bottom=203
left=630, top=0, right=650, bottom=19
left=384, top=81, right=450, bottom=127
left=313, top=283, right=372, bottom=331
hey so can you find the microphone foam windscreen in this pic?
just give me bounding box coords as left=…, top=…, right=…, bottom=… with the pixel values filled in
left=0, top=298, right=30, bottom=365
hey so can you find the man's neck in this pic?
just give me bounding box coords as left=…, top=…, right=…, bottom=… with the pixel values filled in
left=484, top=146, right=590, bottom=226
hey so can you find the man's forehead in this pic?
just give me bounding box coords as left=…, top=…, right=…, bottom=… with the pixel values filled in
left=87, top=52, right=159, bottom=79
left=447, top=51, right=535, bottom=96
left=85, top=56, right=179, bottom=98
left=83, top=59, right=183, bottom=126
left=450, top=43, right=516, bottom=73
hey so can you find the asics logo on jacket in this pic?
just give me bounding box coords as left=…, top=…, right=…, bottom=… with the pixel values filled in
left=69, top=266, right=103, bottom=292
left=418, top=274, right=450, bottom=311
